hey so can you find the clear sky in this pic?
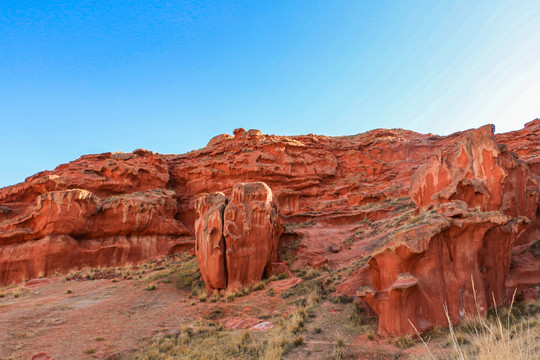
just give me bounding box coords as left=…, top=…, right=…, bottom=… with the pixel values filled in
left=1, top=1, right=539, bottom=188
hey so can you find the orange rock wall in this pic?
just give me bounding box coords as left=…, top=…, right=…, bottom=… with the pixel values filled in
left=1, top=121, right=539, bottom=336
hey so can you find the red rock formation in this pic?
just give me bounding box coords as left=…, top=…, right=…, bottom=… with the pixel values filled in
left=223, top=182, right=282, bottom=290
left=194, top=192, right=228, bottom=291
left=350, top=125, right=538, bottom=335
left=194, top=182, right=283, bottom=291
left=0, top=187, right=191, bottom=283
left=0, top=122, right=538, bottom=337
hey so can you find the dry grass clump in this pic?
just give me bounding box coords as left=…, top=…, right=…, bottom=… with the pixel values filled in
left=394, top=335, right=415, bottom=349
left=197, top=289, right=207, bottom=302
left=333, top=334, right=346, bottom=360
left=303, top=266, right=321, bottom=280
left=251, top=279, right=267, bottom=291
left=289, top=306, right=307, bottom=333
left=411, top=285, right=540, bottom=360
left=444, top=299, right=540, bottom=360
left=146, top=283, right=156, bottom=291
left=268, top=272, right=289, bottom=282
left=224, top=289, right=239, bottom=302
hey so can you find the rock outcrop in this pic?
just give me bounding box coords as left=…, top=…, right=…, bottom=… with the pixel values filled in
left=224, top=182, right=282, bottom=290
left=351, top=125, right=538, bottom=335
left=0, top=186, right=191, bottom=283
left=195, top=182, right=283, bottom=291
left=1, top=121, right=539, bottom=336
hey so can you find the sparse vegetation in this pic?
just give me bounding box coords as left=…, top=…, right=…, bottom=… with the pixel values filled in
left=66, top=289, right=72, bottom=294
left=146, top=283, right=156, bottom=291
left=278, top=238, right=302, bottom=265
left=333, top=335, right=346, bottom=360
left=292, top=335, right=305, bottom=346
left=410, top=283, right=540, bottom=360
left=203, top=308, right=224, bottom=320
left=268, top=272, right=289, bottom=282
left=251, top=280, right=266, bottom=291
left=303, top=266, right=321, bottom=280
left=133, top=323, right=303, bottom=360
left=83, top=348, right=96, bottom=354
left=394, top=335, right=415, bottom=349
left=174, top=257, right=205, bottom=294
left=197, top=289, right=207, bottom=302
left=134, top=278, right=324, bottom=359
left=281, top=276, right=323, bottom=299
left=443, top=297, right=540, bottom=360
left=289, top=306, right=307, bottom=333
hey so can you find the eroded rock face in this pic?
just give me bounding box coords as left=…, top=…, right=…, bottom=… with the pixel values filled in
left=411, top=124, right=538, bottom=218
left=350, top=125, right=538, bottom=336
left=0, top=187, right=190, bottom=283
left=194, top=182, right=283, bottom=291
left=195, top=192, right=228, bottom=291
left=224, top=182, right=282, bottom=290
left=0, top=121, right=538, bottom=338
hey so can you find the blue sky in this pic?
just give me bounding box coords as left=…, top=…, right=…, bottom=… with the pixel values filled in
left=1, top=1, right=539, bottom=188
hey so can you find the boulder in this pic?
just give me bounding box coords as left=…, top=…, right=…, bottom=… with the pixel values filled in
left=224, top=182, right=282, bottom=289
left=194, top=182, right=283, bottom=291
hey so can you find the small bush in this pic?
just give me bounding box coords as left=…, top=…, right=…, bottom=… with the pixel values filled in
left=83, top=348, right=96, bottom=354
left=66, top=289, right=72, bottom=294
